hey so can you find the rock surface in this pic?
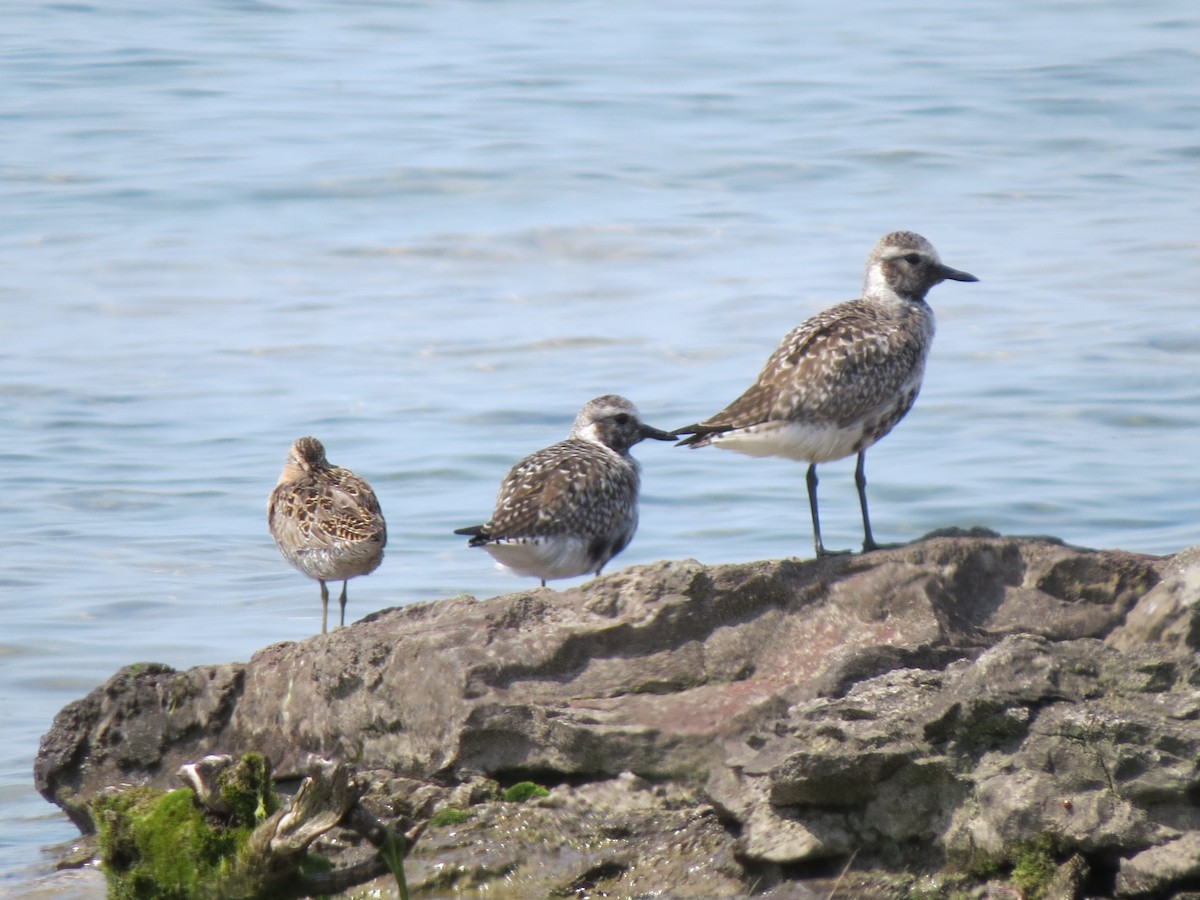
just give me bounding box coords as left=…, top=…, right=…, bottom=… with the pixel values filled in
left=36, top=530, right=1200, bottom=897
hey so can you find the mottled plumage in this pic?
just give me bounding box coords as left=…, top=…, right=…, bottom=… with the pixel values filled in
left=674, top=231, right=977, bottom=557
left=268, top=436, right=386, bottom=633
left=455, top=395, right=675, bottom=585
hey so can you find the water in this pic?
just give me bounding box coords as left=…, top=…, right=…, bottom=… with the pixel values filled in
left=3, top=0, right=1198, bottom=890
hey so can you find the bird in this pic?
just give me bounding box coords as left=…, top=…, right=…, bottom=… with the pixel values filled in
left=268, top=436, right=387, bottom=634
left=672, top=230, right=978, bottom=558
left=454, top=395, right=676, bottom=586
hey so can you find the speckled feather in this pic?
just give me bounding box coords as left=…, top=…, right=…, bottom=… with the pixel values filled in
left=482, top=437, right=641, bottom=546
left=268, top=437, right=386, bottom=584
left=700, top=298, right=929, bottom=433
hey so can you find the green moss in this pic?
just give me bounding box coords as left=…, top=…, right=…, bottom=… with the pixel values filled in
left=961, top=833, right=1062, bottom=900
left=1009, top=833, right=1060, bottom=899
left=92, top=754, right=283, bottom=899
left=217, top=752, right=277, bottom=827
left=430, top=808, right=472, bottom=827
left=502, top=781, right=550, bottom=803
left=94, top=787, right=243, bottom=900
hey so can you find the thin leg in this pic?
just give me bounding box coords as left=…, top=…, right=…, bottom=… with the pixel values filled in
left=319, top=580, right=330, bottom=635
left=807, top=463, right=850, bottom=558
left=806, top=464, right=826, bottom=557
left=540, top=579, right=547, bottom=588
left=856, top=450, right=880, bottom=552
left=338, top=581, right=349, bottom=628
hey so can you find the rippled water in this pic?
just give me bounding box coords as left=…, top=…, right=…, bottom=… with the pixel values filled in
left=3, top=0, right=1199, bottom=889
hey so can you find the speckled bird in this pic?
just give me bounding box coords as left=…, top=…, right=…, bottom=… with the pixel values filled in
left=268, top=437, right=386, bottom=633
left=455, top=395, right=676, bottom=586
left=673, top=231, right=978, bottom=557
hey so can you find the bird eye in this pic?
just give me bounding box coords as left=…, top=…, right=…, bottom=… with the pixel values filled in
left=614, top=413, right=631, bottom=425
left=903, top=253, right=922, bottom=265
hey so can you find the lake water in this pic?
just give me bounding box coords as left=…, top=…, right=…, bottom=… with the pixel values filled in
left=3, top=0, right=1198, bottom=892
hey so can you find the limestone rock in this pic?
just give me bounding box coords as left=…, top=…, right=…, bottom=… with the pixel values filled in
left=1115, top=831, right=1200, bottom=897
left=1107, top=544, right=1200, bottom=651
left=37, top=532, right=1200, bottom=897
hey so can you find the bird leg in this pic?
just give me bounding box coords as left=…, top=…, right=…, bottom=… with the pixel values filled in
left=808, top=463, right=851, bottom=558
left=855, top=451, right=881, bottom=552
left=338, top=581, right=349, bottom=628
left=319, top=580, right=330, bottom=635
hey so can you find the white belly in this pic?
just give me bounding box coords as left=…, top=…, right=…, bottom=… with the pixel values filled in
left=707, top=420, right=870, bottom=464
left=483, top=536, right=598, bottom=582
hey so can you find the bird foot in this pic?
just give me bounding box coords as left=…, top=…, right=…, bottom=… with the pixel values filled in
left=815, top=546, right=853, bottom=559
left=861, top=539, right=904, bottom=553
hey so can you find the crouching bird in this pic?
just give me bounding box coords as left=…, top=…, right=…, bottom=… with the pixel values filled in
left=455, top=395, right=675, bottom=586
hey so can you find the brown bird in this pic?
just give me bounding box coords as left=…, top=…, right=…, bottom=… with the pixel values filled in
left=268, top=437, right=386, bottom=633
left=455, top=395, right=675, bottom=586
left=673, top=231, right=977, bottom=558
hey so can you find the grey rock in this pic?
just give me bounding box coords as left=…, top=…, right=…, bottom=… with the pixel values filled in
left=1107, top=543, right=1200, bottom=652
left=1115, top=831, right=1200, bottom=897
left=37, top=532, right=1200, bottom=897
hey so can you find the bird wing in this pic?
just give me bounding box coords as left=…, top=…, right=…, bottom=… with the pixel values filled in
left=269, top=469, right=386, bottom=551
left=326, top=468, right=387, bottom=545
left=678, top=300, right=924, bottom=438
left=483, top=440, right=638, bottom=541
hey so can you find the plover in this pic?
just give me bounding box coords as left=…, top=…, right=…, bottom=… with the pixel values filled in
left=268, top=436, right=387, bottom=633
left=673, top=231, right=977, bottom=557
left=455, top=395, right=676, bottom=586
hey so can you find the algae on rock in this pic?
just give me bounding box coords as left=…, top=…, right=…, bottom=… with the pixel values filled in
left=93, top=752, right=418, bottom=900
left=94, top=786, right=246, bottom=899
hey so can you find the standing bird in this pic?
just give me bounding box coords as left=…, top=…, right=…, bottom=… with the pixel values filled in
left=673, top=231, right=977, bottom=558
left=268, top=437, right=387, bottom=634
left=455, top=395, right=676, bottom=586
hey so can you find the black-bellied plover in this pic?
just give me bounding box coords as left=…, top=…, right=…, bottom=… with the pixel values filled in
left=455, top=395, right=676, bottom=586
left=673, top=231, right=977, bottom=557
left=268, top=436, right=387, bottom=634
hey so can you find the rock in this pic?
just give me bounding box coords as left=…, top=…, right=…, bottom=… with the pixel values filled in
left=37, top=532, right=1200, bottom=897
left=1115, top=831, right=1200, bottom=897
left=1046, top=853, right=1090, bottom=900
left=407, top=777, right=744, bottom=898
left=1107, top=544, right=1200, bottom=651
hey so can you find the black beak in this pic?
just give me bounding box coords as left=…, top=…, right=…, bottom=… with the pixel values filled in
left=640, top=423, right=679, bottom=442
left=939, top=264, right=978, bottom=283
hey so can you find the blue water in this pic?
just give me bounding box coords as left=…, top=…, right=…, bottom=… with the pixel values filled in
left=3, top=0, right=1198, bottom=891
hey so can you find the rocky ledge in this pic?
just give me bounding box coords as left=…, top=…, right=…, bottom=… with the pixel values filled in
left=35, top=529, right=1200, bottom=898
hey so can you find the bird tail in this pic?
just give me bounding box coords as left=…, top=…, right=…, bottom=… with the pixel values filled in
left=670, top=424, right=727, bottom=448
left=453, top=525, right=490, bottom=546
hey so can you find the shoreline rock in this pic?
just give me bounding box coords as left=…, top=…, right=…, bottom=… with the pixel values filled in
left=36, top=530, right=1200, bottom=897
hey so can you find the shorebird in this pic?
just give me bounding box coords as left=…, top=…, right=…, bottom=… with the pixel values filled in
left=673, top=231, right=977, bottom=557
left=268, top=437, right=387, bottom=633
left=455, top=395, right=676, bottom=586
